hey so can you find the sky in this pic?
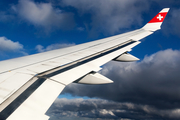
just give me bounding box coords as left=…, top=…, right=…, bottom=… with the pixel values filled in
left=0, top=0, right=180, bottom=120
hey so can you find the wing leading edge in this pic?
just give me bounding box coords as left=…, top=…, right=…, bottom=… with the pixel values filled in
left=0, top=8, right=169, bottom=120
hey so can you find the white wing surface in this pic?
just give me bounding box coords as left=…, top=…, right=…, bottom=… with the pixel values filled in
left=0, top=8, right=169, bottom=120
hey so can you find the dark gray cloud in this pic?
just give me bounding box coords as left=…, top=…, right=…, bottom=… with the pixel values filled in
left=47, top=98, right=180, bottom=120
left=165, top=8, right=180, bottom=37
left=58, top=49, right=180, bottom=119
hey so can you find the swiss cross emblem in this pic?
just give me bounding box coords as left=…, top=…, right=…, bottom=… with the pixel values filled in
left=157, top=14, right=163, bottom=21
left=148, top=13, right=166, bottom=23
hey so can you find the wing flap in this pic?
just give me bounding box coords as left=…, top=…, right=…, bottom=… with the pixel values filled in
left=0, top=72, right=34, bottom=104
left=27, top=64, right=59, bottom=74
left=7, top=79, right=65, bottom=120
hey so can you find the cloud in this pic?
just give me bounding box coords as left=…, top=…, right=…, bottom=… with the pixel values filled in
left=47, top=98, right=180, bottom=120
left=61, top=0, right=149, bottom=36
left=60, top=49, right=180, bottom=119
left=12, top=0, right=75, bottom=31
left=0, top=37, right=27, bottom=59
left=77, top=27, right=85, bottom=31
left=47, top=98, right=124, bottom=119
left=35, top=43, right=75, bottom=52
left=2, top=0, right=178, bottom=38
left=0, top=37, right=23, bottom=52
left=35, top=45, right=44, bottom=53
left=0, top=0, right=179, bottom=38
left=166, top=8, right=180, bottom=37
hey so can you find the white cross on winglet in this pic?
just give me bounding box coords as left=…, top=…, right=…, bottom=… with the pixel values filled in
left=157, top=14, right=163, bottom=20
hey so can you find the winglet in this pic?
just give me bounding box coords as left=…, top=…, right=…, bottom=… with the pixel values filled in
left=143, top=8, right=170, bottom=31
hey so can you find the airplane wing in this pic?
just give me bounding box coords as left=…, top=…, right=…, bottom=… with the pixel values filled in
left=0, top=8, right=169, bottom=120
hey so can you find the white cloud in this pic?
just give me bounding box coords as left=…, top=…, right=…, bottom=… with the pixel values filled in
left=13, top=0, right=75, bottom=30
left=35, top=45, right=44, bottom=53
left=36, top=43, right=75, bottom=52
left=18, top=0, right=53, bottom=25
left=99, top=109, right=115, bottom=116
left=0, top=37, right=23, bottom=52
left=0, top=37, right=27, bottom=59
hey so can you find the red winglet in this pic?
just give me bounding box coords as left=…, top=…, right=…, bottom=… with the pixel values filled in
left=143, top=8, right=170, bottom=31
left=148, top=8, right=169, bottom=23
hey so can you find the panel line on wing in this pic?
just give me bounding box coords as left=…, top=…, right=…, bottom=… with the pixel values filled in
left=45, top=78, right=67, bottom=86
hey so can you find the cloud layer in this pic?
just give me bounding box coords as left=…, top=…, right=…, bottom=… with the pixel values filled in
left=48, top=98, right=180, bottom=120
left=59, top=49, right=180, bottom=119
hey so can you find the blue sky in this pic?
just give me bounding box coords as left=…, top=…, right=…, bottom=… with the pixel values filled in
left=0, top=0, right=179, bottom=60
left=1, top=0, right=180, bottom=119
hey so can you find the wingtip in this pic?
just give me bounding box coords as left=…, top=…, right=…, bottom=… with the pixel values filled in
left=160, top=8, right=170, bottom=13
left=142, top=8, right=170, bottom=31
